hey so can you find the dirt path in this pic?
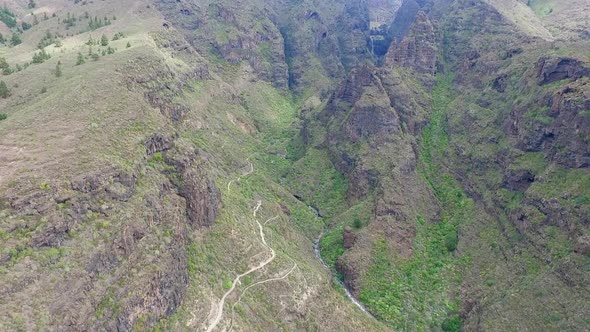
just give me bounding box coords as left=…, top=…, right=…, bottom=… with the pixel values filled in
left=228, top=258, right=298, bottom=331
left=204, top=200, right=277, bottom=332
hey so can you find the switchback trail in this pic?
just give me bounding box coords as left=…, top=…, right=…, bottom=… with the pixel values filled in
left=205, top=201, right=275, bottom=332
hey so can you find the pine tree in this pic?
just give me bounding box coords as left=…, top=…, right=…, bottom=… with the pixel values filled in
left=55, top=61, right=62, bottom=77
left=28, top=0, right=36, bottom=9
left=11, top=33, right=22, bottom=46
left=76, top=52, right=85, bottom=66
left=100, top=34, right=109, bottom=46
left=0, top=80, right=9, bottom=98
left=126, top=42, right=131, bottom=48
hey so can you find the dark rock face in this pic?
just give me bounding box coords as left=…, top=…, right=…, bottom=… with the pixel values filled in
left=336, top=257, right=361, bottom=296
left=508, top=78, right=590, bottom=168
left=503, top=170, right=535, bottom=192
left=179, top=167, right=221, bottom=227
left=384, top=11, right=437, bottom=75
left=343, top=105, right=400, bottom=142
left=536, top=57, right=590, bottom=85
left=492, top=73, right=508, bottom=93
left=145, top=134, right=174, bottom=156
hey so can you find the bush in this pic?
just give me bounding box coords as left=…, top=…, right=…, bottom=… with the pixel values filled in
left=441, top=314, right=462, bottom=332
left=353, top=218, right=363, bottom=229
left=11, top=33, right=22, bottom=46
left=0, top=80, right=9, bottom=98
left=444, top=229, right=458, bottom=252
left=76, top=52, right=85, bottom=65
left=100, top=34, right=109, bottom=46
left=0, top=114, right=7, bottom=121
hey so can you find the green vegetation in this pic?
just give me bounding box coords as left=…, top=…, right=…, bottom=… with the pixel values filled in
left=32, top=49, right=51, bottom=64
left=357, top=75, right=470, bottom=330
left=38, top=31, right=62, bottom=49
left=525, top=106, right=553, bottom=125
left=0, top=57, right=11, bottom=75
left=528, top=0, right=555, bottom=17
left=100, top=34, right=109, bottom=46
left=76, top=53, right=86, bottom=66
left=88, top=16, right=112, bottom=30
left=0, top=80, right=9, bottom=98
left=0, top=7, right=16, bottom=28
left=11, top=33, right=22, bottom=46
left=0, top=114, right=7, bottom=121
left=55, top=62, right=62, bottom=77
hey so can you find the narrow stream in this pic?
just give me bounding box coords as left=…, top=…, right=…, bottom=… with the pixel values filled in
left=308, top=205, right=373, bottom=317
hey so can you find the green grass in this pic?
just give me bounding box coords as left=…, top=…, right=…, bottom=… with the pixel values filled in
left=284, top=148, right=348, bottom=218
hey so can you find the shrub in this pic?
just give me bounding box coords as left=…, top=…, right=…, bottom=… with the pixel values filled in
left=353, top=218, right=363, bottom=229
left=444, top=229, right=458, bottom=252
left=100, top=34, right=109, bottom=46
left=55, top=62, right=62, bottom=77
left=0, top=80, right=9, bottom=98
left=0, top=114, right=7, bottom=121
left=441, top=314, right=462, bottom=332
left=11, top=33, right=22, bottom=46
left=76, top=52, right=85, bottom=65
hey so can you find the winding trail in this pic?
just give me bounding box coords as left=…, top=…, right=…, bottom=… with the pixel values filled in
left=228, top=258, right=298, bottom=331
left=205, top=202, right=273, bottom=332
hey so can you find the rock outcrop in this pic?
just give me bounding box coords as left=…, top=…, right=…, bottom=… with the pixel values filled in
left=384, top=11, right=437, bottom=75
left=536, top=57, right=590, bottom=85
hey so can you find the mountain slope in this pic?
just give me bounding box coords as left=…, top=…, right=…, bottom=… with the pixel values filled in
left=0, top=0, right=589, bottom=331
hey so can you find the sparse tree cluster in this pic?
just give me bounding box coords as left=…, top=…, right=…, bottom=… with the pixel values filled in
left=32, top=49, right=51, bottom=64
left=38, top=31, right=63, bottom=49
left=88, top=16, right=111, bottom=31
left=0, top=6, right=16, bottom=28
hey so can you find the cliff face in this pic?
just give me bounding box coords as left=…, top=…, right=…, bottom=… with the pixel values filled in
left=384, top=10, right=437, bottom=76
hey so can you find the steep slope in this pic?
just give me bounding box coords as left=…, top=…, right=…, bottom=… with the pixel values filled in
left=293, top=0, right=590, bottom=330
left=0, top=0, right=387, bottom=330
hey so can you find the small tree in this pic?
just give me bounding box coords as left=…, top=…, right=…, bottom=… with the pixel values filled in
left=11, top=33, right=22, bottom=46
left=28, top=0, right=36, bottom=9
left=126, top=42, right=131, bottom=48
left=1, top=57, right=11, bottom=75
left=76, top=52, right=85, bottom=66
left=55, top=61, right=62, bottom=77
left=100, top=34, right=109, bottom=46
left=0, top=80, right=10, bottom=98
left=0, top=33, right=4, bottom=44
